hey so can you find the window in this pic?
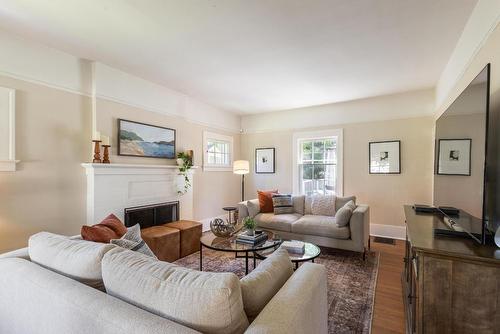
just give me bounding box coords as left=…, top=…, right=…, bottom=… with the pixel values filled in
left=293, top=129, right=343, bottom=196
left=203, top=131, right=233, bottom=171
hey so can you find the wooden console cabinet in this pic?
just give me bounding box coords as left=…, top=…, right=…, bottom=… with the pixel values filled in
left=403, top=205, right=500, bottom=334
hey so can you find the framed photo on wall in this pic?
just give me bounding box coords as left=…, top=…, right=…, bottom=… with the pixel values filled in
left=255, top=148, right=275, bottom=174
left=118, top=119, right=176, bottom=159
left=436, top=139, right=471, bottom=176
left=369, top=140, right=401, bottom=174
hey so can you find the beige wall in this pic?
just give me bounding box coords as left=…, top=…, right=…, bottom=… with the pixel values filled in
left=95, top=98, right=242, bottom=221
left=0, top=77, right=242, bottom=253
left=0, top=75, right=91, bottom=252
left=242, top=117, right=434, bottom=227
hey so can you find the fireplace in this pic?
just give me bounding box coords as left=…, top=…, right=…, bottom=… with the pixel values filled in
left=124, top=201, right=179, bottom=229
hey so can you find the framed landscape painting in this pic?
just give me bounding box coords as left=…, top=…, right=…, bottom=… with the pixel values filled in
left=118, top=119, right=176, bottom=159
left=255, top=147, right=275, bottom=173
left=369, top=140, right=401, bottom=174
left=437, top=139, right=471, bottom=176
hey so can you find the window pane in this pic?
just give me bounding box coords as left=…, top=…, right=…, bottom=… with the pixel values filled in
left=302, top=164, right=313, bottom=179
left=313, top=165, right=325, bottom=179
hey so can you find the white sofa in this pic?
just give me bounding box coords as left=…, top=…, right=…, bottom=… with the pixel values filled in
left=0, top=240, right=328, bottom=334
left=238, top=195, right=370, bottom=258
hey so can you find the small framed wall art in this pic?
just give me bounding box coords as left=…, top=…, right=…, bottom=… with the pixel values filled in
left=255, top=148, right=275, bottom=174
left=369, top=140, right=401, bottom=174
left=436, top=139, right=471, bottom=176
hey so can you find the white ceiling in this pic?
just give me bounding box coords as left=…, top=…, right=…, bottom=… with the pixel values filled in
left=0, top=0, right=477, bottom=114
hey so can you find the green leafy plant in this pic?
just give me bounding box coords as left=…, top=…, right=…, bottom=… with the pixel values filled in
left=177, top=152, right=193, bottom=195
left=243, top=216, right=257, bottom=231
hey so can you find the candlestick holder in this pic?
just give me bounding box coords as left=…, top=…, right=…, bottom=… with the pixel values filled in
left=102, top=145, right=111, bottom=164
left=92, top=140, right=102, bottom=163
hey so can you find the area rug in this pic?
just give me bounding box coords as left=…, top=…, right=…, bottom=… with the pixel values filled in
left=174, top=246, right=379, bottom=333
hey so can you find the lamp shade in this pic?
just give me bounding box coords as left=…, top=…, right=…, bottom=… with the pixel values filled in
left=233, top=160, right=249, bottom=175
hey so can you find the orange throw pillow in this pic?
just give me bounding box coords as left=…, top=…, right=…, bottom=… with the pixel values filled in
left=258, top=190, right=279, bottom=213
left=81, top=214, right=128, bottom=243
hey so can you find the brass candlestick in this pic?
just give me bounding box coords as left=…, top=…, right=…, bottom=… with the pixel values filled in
left=92, top=140, right=102, bottom=163
left=102, top=145, right=111, bottom=164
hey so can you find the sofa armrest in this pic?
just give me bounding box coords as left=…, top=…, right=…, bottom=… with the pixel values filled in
left=349, top=205, right=370, bottom=252
left=244, top=262, right=328, bottom=334
left=237, top=201, right=250, bottom=221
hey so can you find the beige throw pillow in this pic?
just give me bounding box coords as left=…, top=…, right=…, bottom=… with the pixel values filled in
left=311, top=195, right=336, bottom=216
left=247, top=199, right=261, bottom=218
left=102, top=247, right=249, bottom=334
left=335, top=200, right=356, bottom=226
left=240, top=247, right=294, bottom=320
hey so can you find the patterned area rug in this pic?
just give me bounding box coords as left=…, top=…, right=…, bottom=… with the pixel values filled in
left=174, top=246, right=379, bottom=333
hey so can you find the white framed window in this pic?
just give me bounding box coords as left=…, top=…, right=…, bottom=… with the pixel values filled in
left=203, top=131, right=233, bottom=171
left=292, top=129, right=343, bottom=196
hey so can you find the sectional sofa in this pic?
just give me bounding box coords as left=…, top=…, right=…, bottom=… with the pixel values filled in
left=0, top=232, right=328, bottom=334
left=238, top=195, right=370, bottom=257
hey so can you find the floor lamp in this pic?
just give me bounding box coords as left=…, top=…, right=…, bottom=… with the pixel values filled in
left=233, top=160, right=249, bottom=202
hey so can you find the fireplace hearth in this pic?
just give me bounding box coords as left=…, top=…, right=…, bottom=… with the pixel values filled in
left=124, top=201, right=179, bottom=229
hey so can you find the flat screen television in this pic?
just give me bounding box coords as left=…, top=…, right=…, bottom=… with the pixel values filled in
left=433, top=64, right=496, bottom=244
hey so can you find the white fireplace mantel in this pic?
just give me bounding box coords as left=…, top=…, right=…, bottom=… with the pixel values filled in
left=81, top=163, right=197, bottom=225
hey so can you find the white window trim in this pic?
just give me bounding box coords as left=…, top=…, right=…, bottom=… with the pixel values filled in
left=203, top=131, right=233, bottom=172
left=292, top=128, right=343, bottom=196
left=0, top=87, right=19, bottom=172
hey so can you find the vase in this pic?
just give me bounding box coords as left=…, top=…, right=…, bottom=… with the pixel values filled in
left=246, top=229, right=255, bottom=236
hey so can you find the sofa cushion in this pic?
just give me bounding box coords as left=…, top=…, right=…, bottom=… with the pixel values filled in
left=291, top=215, right=350, bottom=239
left=335, top=200, right=356, bottom=227
left=336, top=196, right=356, bottom=210
left=310, top=195, right=336, bottom=216
left=240, top=247, right=294, bottom=320
left=247, top=199, right=261, bottom=218
left=28, top=232, right=115, bottom=289
left=254, top=213, right=302, bottom=232
left=110, top=224, right=156, bottom=258
left=292, top=195, right=305, bottom=215
left=102, top=247, right=249, bottom=334
left=81, top=213, right=127, bottom=243
left=257, top=190, right=278, bottom=213
left=272, top=194, right=294, bottom=214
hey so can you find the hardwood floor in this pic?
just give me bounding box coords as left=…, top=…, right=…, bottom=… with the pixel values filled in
left=371, top=236, right=406, bottom=334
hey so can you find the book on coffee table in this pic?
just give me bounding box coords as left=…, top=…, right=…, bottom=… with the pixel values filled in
left=235, top=232, right=267, bottom=245
left=281, top=240, right=305, bottom=254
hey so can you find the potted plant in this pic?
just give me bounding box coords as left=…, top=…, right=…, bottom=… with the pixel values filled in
left=243, top=216, right=257, bottom=236
left=177, top=152, right=193, bottom=195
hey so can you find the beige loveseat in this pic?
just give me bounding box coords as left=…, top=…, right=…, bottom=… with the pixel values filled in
left=0, top=234, right=328, bottom=334
left=238, top=195, right=370, bottom=258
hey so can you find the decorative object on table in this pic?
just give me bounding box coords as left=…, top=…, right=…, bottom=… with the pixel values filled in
left=92, top=131, right=102, bottom=163
left=236, top=230, right=267, bottom=245
left=436, top=138, right=471, bottom=176
left=118, top=119, right=176, bottom=159
left=243, top=216, right=257, bottom=236
left=233, top=160, right=249, bottom=201
left=209, top=217, right=236, bottom=238
left=176, top=151, right=193, bottom=195
left=369, top=140, right=401, bottom=174
left=255, top=148, right=275, bottom=174
left=223, top=206, right=238, bottom=225
left=281, top=240, right=305, bottom=254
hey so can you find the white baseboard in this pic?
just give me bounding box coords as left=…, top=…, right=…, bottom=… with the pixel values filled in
left=198, top=214, right=227, bottom=232
left=370, top=223, right=406, bottom=240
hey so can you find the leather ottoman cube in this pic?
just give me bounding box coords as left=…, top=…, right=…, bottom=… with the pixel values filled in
left=141, top=225, right=180, bottom=262
left=165, top=220, right=202, bottom=258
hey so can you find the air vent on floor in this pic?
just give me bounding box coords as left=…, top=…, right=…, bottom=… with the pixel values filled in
left=373, top=236, right=396, bottom=245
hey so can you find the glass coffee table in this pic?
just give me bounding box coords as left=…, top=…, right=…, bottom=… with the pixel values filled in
left=256, top=241, right=321, bottom=270
left=200, top=231, right=282, bottom=275
left=200, top=231, right=321, bottom=273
